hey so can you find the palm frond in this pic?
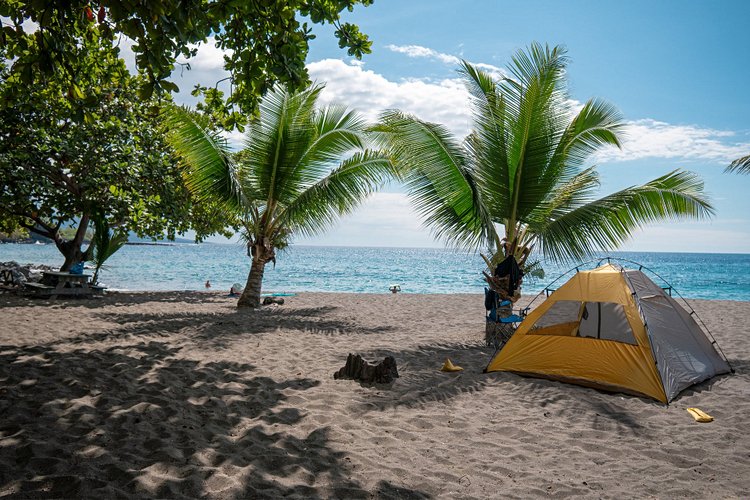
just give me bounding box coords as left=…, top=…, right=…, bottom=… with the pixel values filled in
left=556, top=98, right=624, bottom=166
left=538, top=169, right=714, bottom=262
left=372, top=43, right=713, bottom=269
left=89, top=216, right=128, bottom=284
left=725, top=154, right=750, bottom=174
left=460, top=62, right=512, bottom=219
left=164, top=105, right=241, bottom=208
left=504, top=45, right=571, bottom=223
left=277, top=149, right=394, bottom=238
left=527, top=166, right=601, bottom=229
left=285, top=104, right=371, bottom=197
left=378, top=110, right=497, bottom=249
left=242, top=85, right=320, bottom=206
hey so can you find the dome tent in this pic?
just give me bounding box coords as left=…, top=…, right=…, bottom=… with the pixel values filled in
left=485, top=262, right=732, bottom=403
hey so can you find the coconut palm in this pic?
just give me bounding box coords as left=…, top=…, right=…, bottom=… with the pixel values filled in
left=377, top=43, right=714, bottom=271
left=726, top=155, right=750, bottom=175
left=168, top=85, right=392, bottom=307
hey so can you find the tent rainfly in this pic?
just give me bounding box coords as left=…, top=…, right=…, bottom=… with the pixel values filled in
left=485, top=263, right=731, bottom=403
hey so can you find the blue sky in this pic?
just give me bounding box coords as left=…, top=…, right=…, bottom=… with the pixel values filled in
left=171, top=1, right=750, bottom=253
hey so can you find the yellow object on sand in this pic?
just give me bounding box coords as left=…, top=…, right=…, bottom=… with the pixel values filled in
left=686, top=407, right=714, bottom=423
left=441, top=358, right=463, bottom=372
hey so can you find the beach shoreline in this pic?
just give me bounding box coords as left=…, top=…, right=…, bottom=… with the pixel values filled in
left=1, top=291, right=748, bottom=497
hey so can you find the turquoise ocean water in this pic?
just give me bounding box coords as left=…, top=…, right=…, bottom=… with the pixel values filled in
left=1, top=243, right=748, bottom=301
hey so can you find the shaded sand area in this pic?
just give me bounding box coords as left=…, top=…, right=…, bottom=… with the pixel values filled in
left=1, top=292, right=748, bottom=498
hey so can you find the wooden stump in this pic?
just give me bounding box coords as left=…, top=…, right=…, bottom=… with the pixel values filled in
left=333, top=354, right=399, bottom=384
left=262, top=296, right=284, bottom=305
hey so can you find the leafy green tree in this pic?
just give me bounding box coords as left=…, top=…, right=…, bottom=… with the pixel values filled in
left=725, top=155, right=750, bottom=175
left=0, top=0, right=373, bottom=118
left=167, top=85, right=392, bottom=307
left=378, top=43, right=714, bottom=272
left=0, top=36, right=229, bottom=271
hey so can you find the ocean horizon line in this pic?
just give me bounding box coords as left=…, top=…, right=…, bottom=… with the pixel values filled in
left=1, top=244, right=748, bottom=301
left=8, top=239, right=750, bottom=256
left=159, top=241, right=750, bottom=257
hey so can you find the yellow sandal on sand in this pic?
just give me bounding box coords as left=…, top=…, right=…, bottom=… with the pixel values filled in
left=441, top=358, right=463, bottom=372
left=686, top=407, right=714, bottom=423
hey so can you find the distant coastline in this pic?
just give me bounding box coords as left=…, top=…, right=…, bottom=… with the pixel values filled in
left=1, top=235, right=193, bottom=246
left=124, top=242, right=175, bottom=246
left=1, top=239, right=174, bottom=246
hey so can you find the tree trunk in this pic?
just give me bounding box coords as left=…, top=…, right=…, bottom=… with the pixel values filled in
left=55, top=214, right=91, bottom=271
left=59, top=242, right=86, bottom=271
left=237, top=258, right=266, bottom=308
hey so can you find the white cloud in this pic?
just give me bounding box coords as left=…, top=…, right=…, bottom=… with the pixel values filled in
left=308, top=58, right=472, bottom=136
left=0, top=16, right=38, bottom=33
left=220, top=129, right=245, bottom=150
left=596, top=119, right=750, bottom=164
left=385, top=44, right=506, bottom=79
left=118, top=35, right=750, bottom=167
left=385, top=44, right=460, bottom=65
left=299, top=192, right=443, bottom=248
left=310, top=58, right=750, bottom=167
left=175, top=37, right=230, bottom=71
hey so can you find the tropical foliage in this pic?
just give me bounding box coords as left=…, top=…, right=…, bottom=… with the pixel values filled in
left=89, top=214, right=129, bottom=285
left=0, top=35, right=228, bottom=270
left=725, top=155, right=750, bottom=175
left=167, top=85, right=393, bottom=307
left=377, top=43, right=714, bottom=270
left=0, top=0, right=373, bottom=118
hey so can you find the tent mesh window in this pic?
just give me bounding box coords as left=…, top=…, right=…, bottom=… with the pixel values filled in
left=529, top=300, right=637, bottom=345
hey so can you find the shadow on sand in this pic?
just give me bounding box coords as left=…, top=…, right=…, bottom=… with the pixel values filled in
left=337, top=340, right=661, bottom=437
left=0, top=291, right=230, bottom=309
left=0, top=338, right=428, bottom=498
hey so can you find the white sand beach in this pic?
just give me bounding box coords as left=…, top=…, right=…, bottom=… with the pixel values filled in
left=0, top=292, right=748, bottom=498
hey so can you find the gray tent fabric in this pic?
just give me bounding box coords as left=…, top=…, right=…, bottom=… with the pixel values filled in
left=624, top=269, right=731, bottom=401
left=578, top=302, right=636, bottom=344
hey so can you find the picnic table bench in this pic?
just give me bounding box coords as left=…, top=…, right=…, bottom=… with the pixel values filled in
left=23, top=271, right=105, bottom=299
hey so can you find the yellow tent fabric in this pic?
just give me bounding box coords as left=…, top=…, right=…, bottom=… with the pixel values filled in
left=486, top=264, right=669, bottom=402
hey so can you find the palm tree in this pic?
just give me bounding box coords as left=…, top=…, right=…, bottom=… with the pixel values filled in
left=168, top=85, right=392, bottom=307
left=377, top=43, right=714, bottom=275
left=89, top=213, right=129, bottom=285
left=726, top=155, right=750, bottom=174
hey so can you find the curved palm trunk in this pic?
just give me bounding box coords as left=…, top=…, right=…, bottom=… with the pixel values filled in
left=237, top=238, right=276, bottom=308
left=237, top=258, right=266, bottom=308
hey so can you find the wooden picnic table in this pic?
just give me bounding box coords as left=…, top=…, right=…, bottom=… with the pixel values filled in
left=24, top=271, right=104, bottom=299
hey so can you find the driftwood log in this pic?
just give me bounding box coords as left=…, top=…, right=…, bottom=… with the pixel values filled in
left=333, top=354, right=399, bottom=384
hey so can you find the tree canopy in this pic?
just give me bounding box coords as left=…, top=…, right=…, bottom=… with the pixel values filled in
left=0, top=0, right=373, bottom=118
left=0, top=35, right=230, bottom=270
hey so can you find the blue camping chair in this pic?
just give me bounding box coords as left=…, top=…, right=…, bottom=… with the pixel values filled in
left=485, top=288, right=528, bottom=349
